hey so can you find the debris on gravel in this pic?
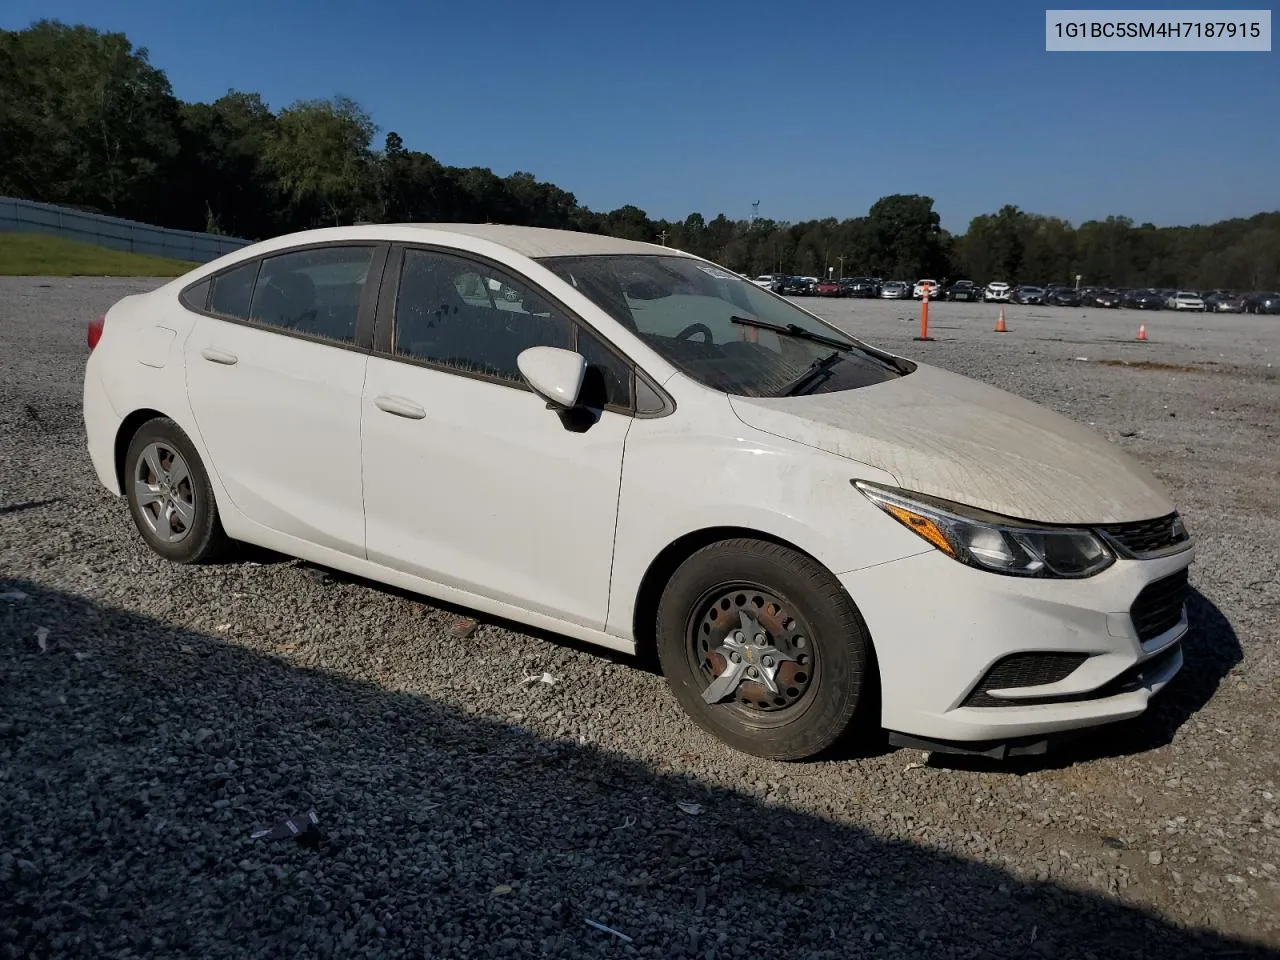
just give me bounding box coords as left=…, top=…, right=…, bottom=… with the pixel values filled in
left=2, top=278, right=1278, bottom=958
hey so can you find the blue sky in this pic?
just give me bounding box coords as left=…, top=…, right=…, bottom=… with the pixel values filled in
left=4, top=0, right=1277, bottom=231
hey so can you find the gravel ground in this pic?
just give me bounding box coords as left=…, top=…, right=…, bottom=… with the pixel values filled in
left=2, top=276, right=1279, bottom=959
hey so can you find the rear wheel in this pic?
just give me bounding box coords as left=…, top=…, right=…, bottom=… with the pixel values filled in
left=656, top=538, right=872, bottom=760
left=124, top=418, right=230, bottom=564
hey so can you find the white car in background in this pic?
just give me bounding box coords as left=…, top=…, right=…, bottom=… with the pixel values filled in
left=83, top=224, right=1194, bottom=761
left=912, top=279, right=940, bottom=300
left=751, top=274, right=778, bottom=289
left=1172, top=291, right=1206, bottom=311
left=983, top=282, right=1012, bottom=303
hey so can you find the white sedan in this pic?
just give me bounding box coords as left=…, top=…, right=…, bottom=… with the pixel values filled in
left=83, top=224, right=1194, bottom=760
left=912, top=279, right=940, bottom=300
left=1172, top=291, right=1206, bottom=311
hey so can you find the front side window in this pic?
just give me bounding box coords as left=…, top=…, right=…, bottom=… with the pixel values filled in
left=247, top=245, right=375, bottom=343
left=393, top=248, right=573, bottom=383
left=539, top=254, right=907, bottom=398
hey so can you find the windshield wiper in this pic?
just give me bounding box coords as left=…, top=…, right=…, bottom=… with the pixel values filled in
left=731, top=315, right=912, bottom=375
left=779, top=350, right=845, bottom=397
left=730, top=316, right=852, bottom=351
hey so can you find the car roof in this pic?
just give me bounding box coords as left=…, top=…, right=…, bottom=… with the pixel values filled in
left=391, top=223, right=682, bottom=258
left=207, top=223, right=689, bottom=264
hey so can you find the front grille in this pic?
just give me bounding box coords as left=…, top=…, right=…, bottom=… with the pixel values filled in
left=962, top=652, right=1088, bottom=708
left=1130, top=568, right=1190, bottom=642
left=1097, top=513, right=1190, bottom=558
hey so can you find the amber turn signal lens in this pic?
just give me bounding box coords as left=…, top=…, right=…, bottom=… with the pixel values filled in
left=882, top=503, right=956, bottom=557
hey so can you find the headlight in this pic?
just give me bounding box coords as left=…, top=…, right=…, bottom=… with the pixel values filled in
left=854, top=482, right=1114, bottom=578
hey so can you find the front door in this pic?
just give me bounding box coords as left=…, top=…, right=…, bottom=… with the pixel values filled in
left=360, top=246, right=634, bottom=629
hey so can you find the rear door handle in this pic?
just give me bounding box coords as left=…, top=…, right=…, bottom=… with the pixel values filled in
left=200, top=347, right=239, bottom=365
left=374, top=394, right=426, bottom=420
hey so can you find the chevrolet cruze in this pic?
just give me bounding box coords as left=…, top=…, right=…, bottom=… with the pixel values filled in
left=83, top=225, right=1194, bottom=760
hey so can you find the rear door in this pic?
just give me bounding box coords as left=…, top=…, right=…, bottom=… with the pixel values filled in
left=183, top=242, right=388, bottom=557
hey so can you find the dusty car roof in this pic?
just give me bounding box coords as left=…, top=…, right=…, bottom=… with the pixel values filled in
left=395, top=223, right=687, bottom=259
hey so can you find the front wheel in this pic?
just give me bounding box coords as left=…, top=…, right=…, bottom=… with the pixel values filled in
left=656, top=538, right=873, bottom=760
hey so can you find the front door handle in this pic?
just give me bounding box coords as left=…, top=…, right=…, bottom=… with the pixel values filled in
left=374, top=394, right=426, bottom=420
left=200, top=347, right=239, bottom=365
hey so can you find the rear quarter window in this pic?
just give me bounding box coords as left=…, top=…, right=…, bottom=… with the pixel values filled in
left=179, top=279, right=210, bottom=312
left=208, top=261, right=260, bottom=320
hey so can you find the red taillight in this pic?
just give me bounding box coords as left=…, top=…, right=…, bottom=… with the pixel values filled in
left=88, top=313, right=105, bottom=351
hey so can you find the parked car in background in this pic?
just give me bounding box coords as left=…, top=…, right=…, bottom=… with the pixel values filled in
left=843, top=277, right=880, bottom=298
left=1123, top=290, right=1165, bottom=310
left=1013, top=285, right=1046, bottom=305
left=1087, top=289, right=1124, bottom=309
left=913, top=279, right=941, bottom=300
left=880, top=281, right=911, bottom=300
left=1045, top=286, right=1082, bottom=307
left=752, top=275, right=779, bottom=289
left=1244, top=292, right=1280, bottom=314
left=814, top=278, right=844, bottom=297
left=83, top=222, right=1195, bottom=762
left=982, top=282, right=1012, bottom=303
left=945, top=280, right=979, bottom=302
left=1171, top=291, right=1206, bottom=312
left=1205, top=292, right=1246, bottom=313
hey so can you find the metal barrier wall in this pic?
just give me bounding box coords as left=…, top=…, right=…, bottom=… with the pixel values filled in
left=0, top=196, right=252, bottom=263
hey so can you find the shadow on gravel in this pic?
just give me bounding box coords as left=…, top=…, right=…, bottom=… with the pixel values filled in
left=931, top=587, right=1242, bottom=775
left=2, top=579, right=1273, bottom=960
left=0, top=496, right=65, bottom=516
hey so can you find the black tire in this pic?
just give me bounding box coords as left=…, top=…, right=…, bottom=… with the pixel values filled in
left=655, top=538, right=872, bottom=760
left=124, top=417, right=230, bottom=564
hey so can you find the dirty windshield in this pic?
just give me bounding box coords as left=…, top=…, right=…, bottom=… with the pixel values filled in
left=538, top=254, right=908, bottom=397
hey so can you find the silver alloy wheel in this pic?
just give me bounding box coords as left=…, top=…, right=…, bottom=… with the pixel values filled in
left=133, top=441, right=196, bottom=543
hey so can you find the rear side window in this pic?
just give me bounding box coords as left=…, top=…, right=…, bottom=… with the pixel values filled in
left=209, top=261, right=259, bottom=320
left=249, top=246, right=375, bottom=344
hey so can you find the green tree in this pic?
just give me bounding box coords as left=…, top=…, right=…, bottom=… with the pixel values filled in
left=266, top=95, right=377, bottom=227
left=0, top=20, right=182, bottom=222
left=864, top=194, right=948, bottom=279
left=177, top=91, right=280, bottom=238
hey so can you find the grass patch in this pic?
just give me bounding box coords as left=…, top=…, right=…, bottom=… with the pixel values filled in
left=0, top=232, right=198, bottom=277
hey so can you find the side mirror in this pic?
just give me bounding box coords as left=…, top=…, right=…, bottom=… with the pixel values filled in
left=517, top=346, right=586, bottom=410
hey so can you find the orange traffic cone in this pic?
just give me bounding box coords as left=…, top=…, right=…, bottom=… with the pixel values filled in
left=1137, top=324, right=1148, bottom=342
left=994, top=307, right=1007, bottom=333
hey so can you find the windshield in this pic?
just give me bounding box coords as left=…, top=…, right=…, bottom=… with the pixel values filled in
left=538, top=254, right=909, bottom=398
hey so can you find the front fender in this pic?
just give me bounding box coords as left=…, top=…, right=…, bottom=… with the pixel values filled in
left=605, top=402, right=932, bottom=641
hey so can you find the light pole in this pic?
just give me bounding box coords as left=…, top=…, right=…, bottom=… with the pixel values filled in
left=838, top=255, right=846, bottom=280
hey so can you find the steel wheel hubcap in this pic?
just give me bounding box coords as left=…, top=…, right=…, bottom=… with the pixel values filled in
left=134, top=442, right=196, bottom=543
left=691, top=588, right=814, bottom=711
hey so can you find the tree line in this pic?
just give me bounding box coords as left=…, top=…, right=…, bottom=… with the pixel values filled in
left=2, top=20, right=1278, bottom=290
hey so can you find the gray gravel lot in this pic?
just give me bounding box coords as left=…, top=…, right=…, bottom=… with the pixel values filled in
left=2, top=277, right=1279, bottom=958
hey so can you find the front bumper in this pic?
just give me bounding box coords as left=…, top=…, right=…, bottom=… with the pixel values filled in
left=839, top=545, right=1194, bottom=743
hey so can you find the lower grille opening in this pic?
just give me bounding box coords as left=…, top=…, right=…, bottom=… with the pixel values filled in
left=962, top=652, right=1088, bottom=708
left=1131, top=569, right=1190, bottom=642
left=962, top=643, right=1183, bottom=709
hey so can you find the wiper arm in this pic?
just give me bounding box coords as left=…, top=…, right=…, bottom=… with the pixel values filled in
left=779, top=350, right=845, bottom=397
left=730, top=316, right=852, bottom=351
left=731, top=315, right=911, bottom=374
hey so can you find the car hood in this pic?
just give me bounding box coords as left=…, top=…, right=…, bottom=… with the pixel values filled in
left=728, top=362, right=1175, bottom=524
